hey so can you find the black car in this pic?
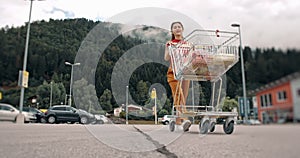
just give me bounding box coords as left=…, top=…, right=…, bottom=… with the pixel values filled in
left=45, top=105, right=95, bottom=124
left=22, top=107, right=46, bottom=123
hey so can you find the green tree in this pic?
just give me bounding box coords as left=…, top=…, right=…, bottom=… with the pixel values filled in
left=158, top=109, right=168, bottom=117
left=36, top=81, right=66, bottom=108
left=135, top=80, right=150, bottom=105
left=99, top=89, right=113, bottom=112
left=222, top=97, right=238, bottom=112
left=73, top=78, right=99, bottom=112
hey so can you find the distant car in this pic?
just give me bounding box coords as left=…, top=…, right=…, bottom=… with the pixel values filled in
left=236, top=120, right=244, bottom=124
left=44, top=105, right=95, bottom=124
left=247, top=119, right=261, bottom=125
left=22, top=107, right=46, bottom=123
left=161, top=115, right=175, bottom=125
left=236, top=119, right=261, bottom=125
left=94, top=114, right=110, bottom=124
left=0, top=103, right=36, bottom=123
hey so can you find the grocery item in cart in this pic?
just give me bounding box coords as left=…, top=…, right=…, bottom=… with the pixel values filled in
left=186, top=47, right=237, bottom=79
left=169, top=43, right=238, bottom=81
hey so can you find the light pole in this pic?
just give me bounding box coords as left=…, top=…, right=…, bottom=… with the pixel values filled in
left=231, top=23, right=248, bottom=123
left=126, top=86, right=129, bottom=125
left=65, top=62, right=80, bottom=106
left=18, top=0, right=38, bottom=123
left=50, top=81, right=53, bottom=107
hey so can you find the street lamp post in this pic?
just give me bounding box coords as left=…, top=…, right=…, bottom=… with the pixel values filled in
left=50, top=81, right=53, bottom=107
left=17, top=0, right=35, bottom=123
left=231, top=23, right=248, bottom=123
left=126, top=86, right=129, bottom=125
left=65, top=62, right=80, bottom=106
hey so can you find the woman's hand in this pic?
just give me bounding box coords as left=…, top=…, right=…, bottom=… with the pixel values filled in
left=166, top=41, right=173, bottom=47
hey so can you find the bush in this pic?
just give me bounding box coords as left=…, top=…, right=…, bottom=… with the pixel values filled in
left=119, top=111, right=126, bottom=118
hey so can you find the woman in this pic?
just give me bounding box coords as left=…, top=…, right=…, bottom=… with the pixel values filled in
left=165, top=22, right=191, bottom=130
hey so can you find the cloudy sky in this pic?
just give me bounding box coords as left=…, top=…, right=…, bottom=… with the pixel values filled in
left=0, top=0, right=299, bottom=50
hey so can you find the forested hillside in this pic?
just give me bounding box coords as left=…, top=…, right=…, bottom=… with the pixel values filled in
left=0, top=18, right=299, bottom=115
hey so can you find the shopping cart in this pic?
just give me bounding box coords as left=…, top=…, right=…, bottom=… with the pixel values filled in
left=168, top=29, right=239, bottom=134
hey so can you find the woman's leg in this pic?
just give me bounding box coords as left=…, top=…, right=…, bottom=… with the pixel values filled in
left=168, top=80, right=185, bottom=109
left=167, top=68, right=185, bottom=124
left=182, top=80, right=190, bottom=101
left=181, top=80, right=190, bottom=112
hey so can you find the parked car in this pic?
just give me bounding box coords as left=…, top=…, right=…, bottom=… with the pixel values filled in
left=22, top=107, right=46, bottom=123
left=0, top=103, right=36, bottom=123
left=247, top=119, right=261, bottom=125
left=44, top=105, right=95, bottom=124
left=161, top=115, right=175, bottom=125
left=77, top=109, right=96, bottom=124
left=236, top=119, right=261, bottom=125
left=94, top=114, right=110, bottom=124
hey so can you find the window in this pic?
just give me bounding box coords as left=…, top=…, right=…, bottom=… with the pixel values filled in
left=167, top=115, right=174, bottom=118
left=2, top=106, right=12, bottom=111
left=66, top=107, right=76, bottom=112
left=1, top=106, right=7, bottom=111
left=260, top=95, right=265, bottom=107
left=29, top=108, right=38, bottom=114
left=23, top=108, right=29, bottom=112
left=260, top=93, right=272, bottom=107
left=268, top=94, right=273, bottom=106
left=53, top=106, right=66, bottom=111
left=266, top=94, right=270, bottom=106
left=277, top=90, right=287, bottom=101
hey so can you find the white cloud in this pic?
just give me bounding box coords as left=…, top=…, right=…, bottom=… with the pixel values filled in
left=0, top=0, right=299, bottom=49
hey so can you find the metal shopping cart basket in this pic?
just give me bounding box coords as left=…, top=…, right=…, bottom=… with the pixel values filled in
left=168, top=29, right=239, bottom=134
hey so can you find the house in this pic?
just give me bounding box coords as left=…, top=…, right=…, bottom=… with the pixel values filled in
left=113, top=104, right=152, bottom=117
left=114, top=106, right=123, bottom=117
left=127, top=104, right=143, bottom=111
left=253, top=71, right=300, bottom=123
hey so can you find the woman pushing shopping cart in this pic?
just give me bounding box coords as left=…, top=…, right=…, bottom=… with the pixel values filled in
left=165, top=21, right=239, bottom=134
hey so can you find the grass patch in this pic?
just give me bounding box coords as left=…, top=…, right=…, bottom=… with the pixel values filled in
left=128, top=120, right=162, bottom=125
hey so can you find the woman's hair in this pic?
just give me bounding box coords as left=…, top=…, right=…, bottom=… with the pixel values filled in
left=171, top=21, right=184, bottom=40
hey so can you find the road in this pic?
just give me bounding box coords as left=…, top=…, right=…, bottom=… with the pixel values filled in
left=0, top=122, right=299, bottom=158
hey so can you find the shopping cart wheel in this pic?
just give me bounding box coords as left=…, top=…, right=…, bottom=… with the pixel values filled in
left=210, top=122, right=216, bottom=132
left=182, top=120, right=192, bottom=132
left=169, top=120, right=176, bottom=132
left=199, top=120, right=209, bottom=134
left=223, top=120, right=234, bottom=134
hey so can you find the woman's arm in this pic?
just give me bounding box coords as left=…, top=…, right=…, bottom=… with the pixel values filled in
left=164, top=41, right=171, bottom=61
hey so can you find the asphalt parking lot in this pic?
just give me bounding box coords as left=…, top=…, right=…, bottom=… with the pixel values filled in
left=0, top=122, right=299, bottom=158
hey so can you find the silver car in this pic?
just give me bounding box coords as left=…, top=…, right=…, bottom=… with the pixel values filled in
left=94, top=114, right=110, bottom=124
left=161, top=115, right=175, bottom=125
left=0, top=103, right=36, bottom=123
